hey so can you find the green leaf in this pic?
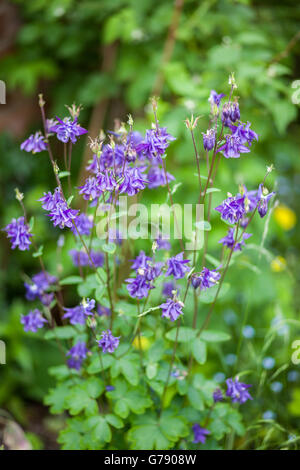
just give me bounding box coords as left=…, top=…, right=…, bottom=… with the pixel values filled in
left=66, top=378, right=104, bottom=415
left=44, top=326, right=77, bottom=340
left=95, top=285, right=105, bottom=302
left=146, top=363, right=158, bottom=380
left=206, top=187, right=221, bottom=194
left=105, top=414, right=124, bottom=429
left=107, top=380, right=152, bottom=418
left=128, top=411, right=188, bottom=450
left=166, top=326, right=197, bottom=343
left=60, top=275, right=83, bottom=285
left=44, top=383, right=70, bottom=413
left=192, top=338, right=207, bottom=364
left=187, top=386, right=204, bottom=411
left=86, top=416, right=111, bottom=443
left=201, top=330, right=231, bottom=342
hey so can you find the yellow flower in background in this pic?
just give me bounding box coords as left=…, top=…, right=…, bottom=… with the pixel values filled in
left=274, top=205, right=297, bottom=231
left=132, top=336, right=151, bottom=351
left=271, top=256, right=287, bottom=273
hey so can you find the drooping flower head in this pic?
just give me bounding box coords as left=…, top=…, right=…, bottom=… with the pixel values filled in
left=97, top=330, right=120, bottom=353
left=20, top=132, right=47, bottom=154
left=202, top=129, right=216, bottom=151
left=215, top=194, right=246, bottom=225
left=21, top=309, right=47, bottom=332
left=218, top=227, right=252, bottom=251
left=208, top=90, right=225, bottom=108
left=192, top=424, right=211, bottom=444
left=131, top=250, right=152, bottom=271
left=136, top=127, right=175, bottom=163
left=226, top=377, right=253, bottom=404
left=192, top=267, right=221, bottom=290
left=165, top=252, right=190, bottom=280
left=70, top=213, right=93, bottom=237
left=66, top=341, right=89, bottom=370
left=63, top=298, right=95, bottom=325
left=78, top=176, right=102, bottom=201
left=257, top=184, right=276, bottom=218
left=229, top=122, right=258, bottom=146
left=147, top=165, right=175, bottom=189
left=218, top=134, right=250, bottom=159
left=160, top=298, right=184, bottom=322
left=52, top=117, right=87, bottom=144
left=126, top=275, right=153, bottom=299
left=162, top=281, right=178, bottom=298
left=221, top=102, right=240, bottom=126
left=4, top=216, right=33, bottom=251
left=213, top=388, right=224, bottom=403
left=25, top=271, right=57, bottom=304
left=119, top=166, right=147, bottom=196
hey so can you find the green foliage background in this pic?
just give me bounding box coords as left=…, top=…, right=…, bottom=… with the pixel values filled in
left=0, top=0, right=299, bottom=449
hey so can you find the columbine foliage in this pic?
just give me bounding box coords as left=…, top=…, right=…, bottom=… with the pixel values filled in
left=4, top=78, right=276, bottom=450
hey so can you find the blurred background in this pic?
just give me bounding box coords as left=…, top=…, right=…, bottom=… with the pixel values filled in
left=0, top=0, right=299, bottom=449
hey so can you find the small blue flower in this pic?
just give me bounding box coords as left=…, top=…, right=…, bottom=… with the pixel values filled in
left=165, top=252, right=190, bottom=280
left=192, top=424, right=210, bottom=444
left=52, top=117, right=87, bottom=144
left=66, top=341, right=89, bottom=370
left=226, top=377, right=253, bottom=404
left=262, top=357, right=275, bottom=370
left=242, top=325, right=256, bottom=339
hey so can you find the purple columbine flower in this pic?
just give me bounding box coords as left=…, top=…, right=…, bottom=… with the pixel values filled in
left=257, top=184, right=275, bottom=218
left=213, top=388, right=224, bottom=403
left=52, top=117, right=87, bottom=144
left=229, top=122, right=258, bottom=146
left=97, top=330, right=120, bottom=353
left=215, top=194, right=246, bottom=225
left=136, top=127, right=175, bottom=163
left=97, top=169, right=117, bottom=192
left=192, top=267, right=221, bottom=291
left=126, top=275, right=153, bottom=299
left=208, top=90, right=225, bottom=108
left=25, top=271, right=57, bottom=303
left=165, top=252, right=190, bottom=280
left=162, top=281, right=178, bottom=297
left=218, top=227, right=252, bottom=251
left=147, top=165, right=175, bottom=189
left=218, top=134, right=250, bottom=159
left=39, top=188, right=79, bottom=229
left=20, top=132, right=47, bottom=154
left=63, top=298, right=95, bottom=325
left=21, top=309, right=48, bottom=332
left=48, top=203, right=79, bottom=229
left=131, top=251, right=152, bottom=271
left=4, top=216, right=33, bottom=251
left=99, top=144, right=125, bottom=170
left=69, top=249, right=90, bottom=266
left=39, top=187, right=63, bottom=211
left=202, top=129, right=216, bottom=151
left=155, top=233, right=171, bottom=251
left=106, top=385, right=115, bottom=392
left=78, top=176, right=102, bottom=201
left=97, top=304, right=111, bottom=316
left=226, top=377, right=253, bottom=404
left=70, top=213, right=93, bottom=237
left=192, top=424, right=210, bottom=444
left=242, top=185, right=259, bottom=213
left=66, top=341, right=89, bottom=370
left=221, top=102, right=240, bottom=126
left=160, top=298, right=184, bottom=322
left=119, top=167, right=147, bottom=196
